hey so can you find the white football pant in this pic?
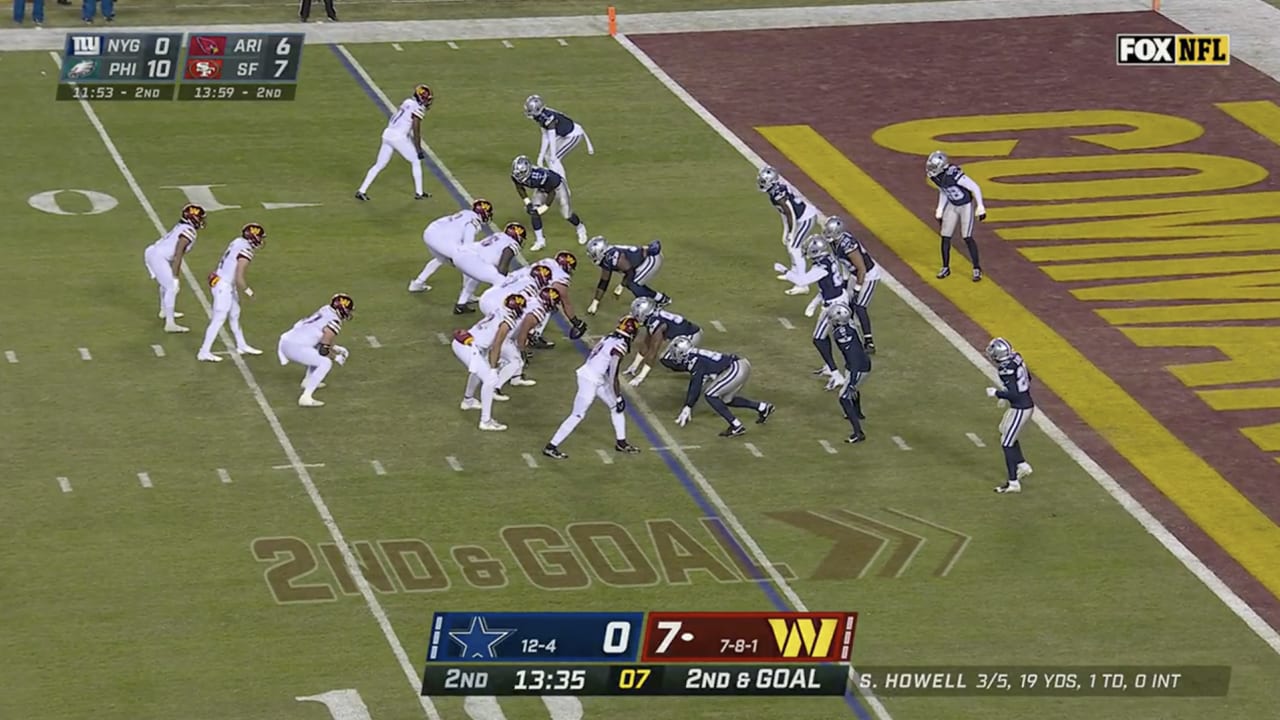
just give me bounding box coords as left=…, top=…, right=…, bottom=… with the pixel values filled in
left=358, top=129, right=423, bottom=196
left=414, top=223, right=463, bottom=287
left=452, top=249, right=506, bottom=305
left=453, top=340, right=519, bottom=424
left=277, top=336, right=333, bottom=393
left=143, top=246, right=178, bottom=321
left=549, top=367, right=627, bottom=447
left=198, top=285, right=249, bottom=355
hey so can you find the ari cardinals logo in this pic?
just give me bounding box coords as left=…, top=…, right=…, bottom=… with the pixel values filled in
left=185, top=59, right=223, bottom=80
left=189, top=35, right=227, bottom=56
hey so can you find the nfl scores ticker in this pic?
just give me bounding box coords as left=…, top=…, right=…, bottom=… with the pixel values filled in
left=56, top=32, right=305, bottom=103
left=419, top=611, right=860, bottom=696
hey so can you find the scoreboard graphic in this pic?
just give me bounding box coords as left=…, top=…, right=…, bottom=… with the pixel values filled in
left=57, top=32, right=304, bottom=102
left=420, top=611, right=859, bottom=696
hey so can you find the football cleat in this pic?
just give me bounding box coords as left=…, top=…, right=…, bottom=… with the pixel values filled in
left=972, top=268, right=983, bottom=282
left=784, top=285, right=809, bottom=296
left=408, top=280, right=430, bottom=293
left=528, top=333, right=555, bottom=350
left=197, top=351, right=222, bottom=363
left=756, top=403, right=775, bottom=424
left=543, top=444, right=568, bottom=460
left=237, top=345, right=263, bottom=356
left=719, top=424, right=746, bottom=437
left=460, top=398, right=481, bottom=411
left=159, top=311, right=185, bottom=319
left=510, top=376, right=537, bottom=387
left=164, top=322, right=189, bottom=334
left=415, top=192, right=431, bottom=200
left=995, top=480, right=1022, bottom=494
left=479, top=419, right=508, bottom=432
left=453, top=304, right=475, bottom=315
left=298, top=395, right=325, bottom=408
left=936, top=267, right=951, bottom=279
left=354, top=192, right=370, bottom=201
left=615, top=440, right=641, bottom=454
left=1016, top=462, right=1034, bottom=480
left=846, top=431, right=866, bottom=444
left=493, top=392, right=510, bottom=402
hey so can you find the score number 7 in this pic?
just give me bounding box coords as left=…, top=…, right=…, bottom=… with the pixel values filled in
left=274, top=37, right=292, bottom=78
left=653, top=620, right=683, bottom=655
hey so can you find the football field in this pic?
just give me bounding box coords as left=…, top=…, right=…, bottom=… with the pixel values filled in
left=4, top=2, right=1280, bottom=719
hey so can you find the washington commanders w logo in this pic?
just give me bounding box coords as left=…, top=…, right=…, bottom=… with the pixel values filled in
left=768, top=617, right=838, bottom=659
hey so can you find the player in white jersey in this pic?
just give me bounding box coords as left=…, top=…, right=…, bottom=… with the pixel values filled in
left=144, top=203, right=206, bottom=333
left=542, top=316, right=643, bottom=460
left=277, top=294, right=355, bottom=407
left=197, top=223, right=265, bottom=363
left=451, top=221, right=526, bottom=313
left=500, top=286, right=565, bottom=389
left=355, top=84, right=433, bottom=201
left=478, top=262, right=553, bottom=317
left=452, top=294, right=528, bottom=431
left=525, top=251, right=589, bottom=350
left=409, top=199, right=495, bottom=301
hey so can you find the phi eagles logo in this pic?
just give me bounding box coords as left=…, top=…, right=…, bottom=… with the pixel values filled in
left=185, top=58, right=223, bottom=80
left=67, top=60, right=97, bottom=79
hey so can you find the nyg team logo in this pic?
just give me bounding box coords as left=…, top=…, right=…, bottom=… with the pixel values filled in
left=1116, top=34, right=1230, bottom=65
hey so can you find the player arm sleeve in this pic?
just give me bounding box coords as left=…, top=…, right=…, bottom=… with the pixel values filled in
left=792, top=265, right=827, bottom=286
left=959, top=175, right=986, bottom=212
left=684, top=370, right=707, bottom=408
left=594, top=271, right=611, bottom=300
left=513, top=179, right=528, bottom=199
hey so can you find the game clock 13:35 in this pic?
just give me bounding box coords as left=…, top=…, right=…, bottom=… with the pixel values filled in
left=513, top=669, right=587, bottom=693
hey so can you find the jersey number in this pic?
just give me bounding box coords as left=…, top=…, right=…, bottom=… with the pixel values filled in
left=942, top=185, right=967, bottom=202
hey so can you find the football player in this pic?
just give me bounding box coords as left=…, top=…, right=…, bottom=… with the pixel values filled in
left=276, top=294, right=354, bottom=408
left=758, top=166, right=818, bottom=296
left=478, top=263, right=552, bottom=318
left=782, top=235, right=848, bottom=388
left=985, top=337, right=1035, bottom=493
left=511, top=155, right=587, bottom=249
left=926, top=150, right=986, bottom=281
left=584, top=237, right=668, bottom=315
left=827, top=303, right=870, bottom=443
left=356, top=84, right=433, bottom=201
left=822, top=215, right=881, bottom=353
left=450, top=221, right=525, bottom=314
left=144, top=203, right=205, bottom=333
left=524, top=94, right=595, bottom=183
left=408, top=199, right=495, bottom=309
left=542, top=316, right=643, bottom=460
left=625, top=296, right=703, bottom=386
left=197, top=223, right=265, bottom=363
left=452, top=294, right=528, bottom=432
left=524, top=251, right=588, bottom=349
left=669, top=337, right=774, bottom=437
left=504, top=286, right=565, bottom=388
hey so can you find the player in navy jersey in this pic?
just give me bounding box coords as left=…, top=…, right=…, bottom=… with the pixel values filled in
left=669, top=337, right=774, bottom=437
left=524, top=94, right=595, bottom=183
left=511, top=154, right=588, bottom=250
left=822, top=216, right=880, bottom=353
left=984, top=337, right=1035, bottom=493
left=624, top=296, right=703, bottom=385
left=926, top=150, right=986, bottom=282
left=583, top=236, right=669, bottom=316
left=782, top=236, right=848, bottom=388
left=758, top=166, right=819, bottom=296
left=827, top=304, right=870, bottom=443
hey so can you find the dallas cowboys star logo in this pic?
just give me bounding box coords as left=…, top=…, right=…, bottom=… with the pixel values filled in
left=448, top=616, right=515, bottom=659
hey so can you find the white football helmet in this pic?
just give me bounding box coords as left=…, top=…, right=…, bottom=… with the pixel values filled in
left=827, top=303, right=853, bottom=325
left=511, top=155, right=533, bottom=182
left=585, top=236, right=609, bottom=263
left=804, top=234, right=830, bottom=260
left=630, top=296, right=658, bottom=322
left=822, top=216, right=846, bottom=240
left=986, top=337, right=1014, bottom=364
left=669, top=336, right=695, bottom=362
left=524, top=94, right=545, bottom=118
left=926, top=150, right=949, bottom=177
left=757, top=166, right=780, bottom=192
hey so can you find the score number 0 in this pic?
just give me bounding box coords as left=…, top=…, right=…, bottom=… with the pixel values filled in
left=272, top=37, right=292, bottom=79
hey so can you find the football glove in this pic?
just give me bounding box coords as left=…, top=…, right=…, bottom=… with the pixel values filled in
left=628, top=364, right=651, bottom=387
left=675, top=406, right=692, bottom=427
left=535, top=204, right=550, bottom=215
left=586, top=299, right=599, bottom=315
left=615, top=396, right=626, bottom=413
left=244, top=287, right=254, bottom=298
left=527, top=204, right=541, bottom=218
left=646, top=239, right=662, bottom=256
left=977, top=207, right=987, bottom=221
left=985, top=386, right=998, bottom=398
left=934, top=210, right=943, bottom=221
left=568, top=316, right=588, bottom=339
left=417, top=149, right=426, bottom=160
left=523, top=197, right=532, bottom=207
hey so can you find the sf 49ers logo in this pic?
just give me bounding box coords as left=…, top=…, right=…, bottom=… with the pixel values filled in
left=185, top=58, right=223, bottom=80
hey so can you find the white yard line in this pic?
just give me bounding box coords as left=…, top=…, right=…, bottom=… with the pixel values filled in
left=521, top=452, right=539, bottom=468
left=366, top=335, right=383, bottom=348
left=818, top=439, right=838, bottom=455
left=501, top=40, right=514, bottom=48
left=57, top=476, right=72, bottom=493
left=4, top=350, right=17, bottom=364
left=392, top=43, right=404, bottom=51
left=710, top=320, right=726, bottom=332
left=78, top=347, right=92, bottom=361
left=557, top=38, right=569, bottom=46
left=137, top=472, right=153, bottom=488
left=371, top=460, right=388, bottom=476
left=595, top=449, right=614, bottom=465
left=743, top=442, right=763, bottom=458
left=272, top=462, right=326, bottom=469
left=435, top=332, right=450, bottom=345
left=216, top=468, right=233, bottom=484
left=776, top=317, right=794, bottom=330
left=54, top=51, right=442, bottom=720
left=891, top=436, right=912, bottom=451
left=151, top=344, right=166, bottom=357
left=447, top=41, right=460, bottom=50
left=609, top=27, right=1280, bottom=657
left=446, top=455, right=464, bottom=471
left=966, top=432, right=987, bottom=448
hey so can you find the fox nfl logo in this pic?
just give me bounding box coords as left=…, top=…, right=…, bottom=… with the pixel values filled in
left=1116, top=34, right=1230, bottom=66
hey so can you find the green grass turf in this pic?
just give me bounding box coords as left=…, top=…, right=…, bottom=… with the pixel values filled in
left=0, top=36, right=1278, bottom=720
